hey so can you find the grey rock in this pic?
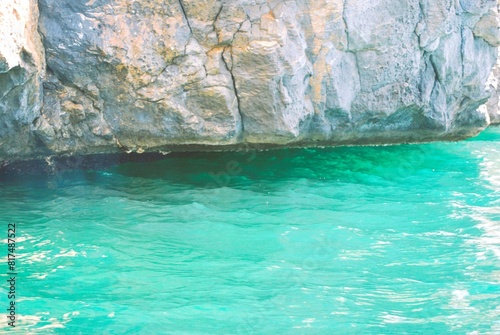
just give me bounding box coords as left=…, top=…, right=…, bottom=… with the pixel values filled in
left=1, top=0, right=500, bottom=163
left=0, top=0, right=45, bottom=162
left=474, top=9, right=500, bottom=46
left=483, top=49, right=500, bottom=124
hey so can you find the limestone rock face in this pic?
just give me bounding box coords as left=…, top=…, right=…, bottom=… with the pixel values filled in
left=0, top=0, right=44, bottom=160
left=1, top=0, right=499, bottom=162
left=484, top=49, right=500, bottom=124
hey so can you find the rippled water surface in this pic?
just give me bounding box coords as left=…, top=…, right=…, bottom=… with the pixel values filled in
left=1, top=127, right=500, bottom=334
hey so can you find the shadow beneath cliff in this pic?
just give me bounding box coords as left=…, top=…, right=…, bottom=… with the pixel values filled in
left=106, top=126, right=499, bottom=197
left=2, top=126, right=498, bottom=192
left=107, top=141, right=483, bottom=193
left=0, top=152, right=188, bottom=184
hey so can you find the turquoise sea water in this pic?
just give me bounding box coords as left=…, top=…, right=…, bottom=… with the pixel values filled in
left=1, top=127, right=500, bottom=334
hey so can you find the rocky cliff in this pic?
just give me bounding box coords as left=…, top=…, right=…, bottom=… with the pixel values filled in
left=1, top=0, right=499, bottom=163
left=0, top=0, right=45, bottom=161
left=484, top=49, right=500, bottom=123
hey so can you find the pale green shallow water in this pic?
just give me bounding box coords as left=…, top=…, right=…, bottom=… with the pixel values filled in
left=1, top=127, right=500, bottom=334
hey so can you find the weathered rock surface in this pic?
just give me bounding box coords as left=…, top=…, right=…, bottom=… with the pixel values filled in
left=484, top=49, right=500, bottom=124
left=0, top=0, right=44, bottom=160
left=1, top=0, right=500, bottom=163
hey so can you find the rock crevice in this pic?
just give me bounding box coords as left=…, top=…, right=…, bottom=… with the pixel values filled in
left=221, top=46, right=244, bottom=138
